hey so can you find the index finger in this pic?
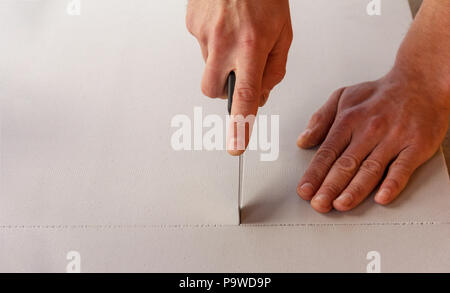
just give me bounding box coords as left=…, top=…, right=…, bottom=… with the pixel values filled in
left=227, top=44, right=268, bottom=155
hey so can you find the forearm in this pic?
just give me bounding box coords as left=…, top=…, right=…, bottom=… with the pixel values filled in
left=392, top=0, right=450, bottom=109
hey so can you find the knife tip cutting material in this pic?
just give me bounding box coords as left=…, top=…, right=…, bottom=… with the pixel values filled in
left=227, top=71, right=242, bottom=225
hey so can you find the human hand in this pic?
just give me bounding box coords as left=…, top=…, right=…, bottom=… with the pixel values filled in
left=296, top=0, right=450, bottom=213
left=186, top=0, right=293, bottom=155
left=296, top=73, right=448, bottom=213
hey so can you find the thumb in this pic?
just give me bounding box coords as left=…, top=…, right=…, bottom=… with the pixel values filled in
left=227, top=50, right=267, bottom=156
left=297, top=87, right=345, bottom=149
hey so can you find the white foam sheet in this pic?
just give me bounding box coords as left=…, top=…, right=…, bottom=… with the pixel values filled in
left=1, top=224, right=449, bottom=273
left=0, top=0, right=239, bottom=225
left=244, top=0, right=450, bottom=227
left=243, top=150, right=450, bottom=224
left=0, top=0, right=449, bottom=272
left=242, top=0, right=450, bottom=225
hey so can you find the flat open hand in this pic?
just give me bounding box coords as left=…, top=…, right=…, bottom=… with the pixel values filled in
left=297, top=72, right=449, bottom=213
left=296, top=0, right=450, bottom=213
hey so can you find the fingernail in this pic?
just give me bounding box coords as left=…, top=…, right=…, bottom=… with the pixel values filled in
left=312, top=193, right=330, bottom=207
left=297, top=129, right=311, bottom=146
left=298, top=182, right=314, bottom=198
left=336, top=193, right=353, bottom=207
left=226, top=137, right=236, bottom=151
left=376, top=188, right=391, bottom=203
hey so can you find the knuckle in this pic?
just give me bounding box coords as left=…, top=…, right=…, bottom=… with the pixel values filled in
left=389, top=123, right=405, bottom=136
left=238, top=29, right=269, bottom=51
left=345, top=182, right=364, bottom=198
left=384, top=178, right=402, bottom=191
left=321, top=182, right=341, bottom=196
left=310, top=112, right=323, bottom=125
left=235, top=84, right=259, bottom=104
left=360, top=159, right=384, bottom=177
left=411, top=132, right=430, bottom=145
left=381, top=82, right=402, bottom=98
left=239, top=37, right=260, bottom=51
left=287, top=27, right=294, bottom=44
left=384, top=157, right=415, bottom=191
left=409, top=143, right=433, bottom=162
left=334, top=154, right=359, bottom=174
left=314, top=146, right=339, bottom=167
left=391, top=158, right=413, bottom=177
left=341, top=82, right=375, bottom=102
left=303, top=169, right=323, bottom=186
left=201, top=81, right=220, bottom=98
left=328, top=125, right=350, bottom=143
left=270, top=67, right=287, bottom=84
left=208, top=26, right=232, bottom=52
left=185, top=16, right=206, bottom=44
left=209, top=15, right=229, bottom=42
left=338, top=109, right=360, bottom=125
left=366, top=116, right=387, bottom=136
left=185, top=14, right=195, bottom=35
left=186, top=23, right=194, bottom=36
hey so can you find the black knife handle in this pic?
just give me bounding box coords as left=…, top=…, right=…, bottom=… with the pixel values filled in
left=227, top=71, right=236, bottom=115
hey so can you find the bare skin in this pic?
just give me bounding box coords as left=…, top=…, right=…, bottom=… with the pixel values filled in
left=186, top=0, right=292, bottom=153
left=187, top=0, right=450, bottom=213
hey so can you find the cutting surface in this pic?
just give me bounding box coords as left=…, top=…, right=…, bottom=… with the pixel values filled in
left=0, top=0, right=239, bottom=225
left=241, top=0, right=450, bottom=225
left=0, top=0, right=449, bottom=272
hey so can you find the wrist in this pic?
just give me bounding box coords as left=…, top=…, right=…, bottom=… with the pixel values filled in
left=385, top=62, right=450, bottom=114
left=389, top=1, right=450, bottom=111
